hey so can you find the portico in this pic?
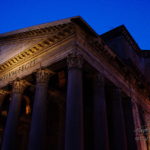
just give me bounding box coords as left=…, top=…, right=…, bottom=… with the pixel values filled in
left=0, top=16, right=150, bottom=150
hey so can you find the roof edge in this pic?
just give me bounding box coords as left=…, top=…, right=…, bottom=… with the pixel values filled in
left=0, top=16, right=80, bottom=38
left=100, top=25, right=141, bottom=53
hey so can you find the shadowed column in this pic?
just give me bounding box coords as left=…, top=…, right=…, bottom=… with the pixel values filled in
left=0, top=90, right=9, bottom=149
left=144, top=112, right=150, bottom=150
left=122, top=97, right=137, bottom=150
left=0, top=90, right=9, bottom=120
left=2, top=79, right=28, bottom=150
left=93, top=74, right=110, bottom=150
left=132, top=102, right=147, bottom=150
left=28, top=68, right=54, bottom=150
left=65, top=52, right=84, bottom=150
left=111, top=86, right=128, bottom=150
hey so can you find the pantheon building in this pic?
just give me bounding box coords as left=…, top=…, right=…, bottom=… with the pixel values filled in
left=0, top=16, right=150, bottom=150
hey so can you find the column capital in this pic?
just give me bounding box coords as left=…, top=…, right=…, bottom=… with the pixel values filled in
left=12, top=79, right=29, bottom=94
left=94, top=73, right=105, bottom=86
left=67, top=52, right=83, bottom=69
left=36, top=68, right=54, bottom=84
left=0, top=89, right=9, bottom=96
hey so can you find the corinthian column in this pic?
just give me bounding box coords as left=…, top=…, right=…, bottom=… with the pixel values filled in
left=144, top=112, right=150, bottom=150
left=132, top=102, right=148, bottom=150
left=122, top=97, right=137, bottom=150
left=93, top=74, right=109, bottom=150
left=110, top=86, right=127, bottom=150
left=28, top=68, right=54, bottom=150
left=0, top=90, right=9, bottom=148
left=0, top=90, right=9, bottom=119
left=65, top=52, right=84, bottom=150
left=2, top=79, right=28, bottom=150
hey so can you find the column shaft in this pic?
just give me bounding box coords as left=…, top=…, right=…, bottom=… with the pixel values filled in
left=110, top=86, right=127, bottom=150
left=58, top=107, right=65, bottom=150
left=65, top=52, right=84, bottom=150
left=144, top=112, right=150, bottom=150
left=132, top=102, right=147, bottom=150
left=0, top=90, right=9, bottom=114
left=2, top=80, right=27, bottom=150
left=93, top=75, right=109, bottom=150
left=28, top=69, right=53, bottom=150
left=0, top=91, right=8, bottom=124
left=122, top=97, right=137, bottom=150
left=0, top=95, right=5, bottom=107
left=0, top=90, right=9, bottom=149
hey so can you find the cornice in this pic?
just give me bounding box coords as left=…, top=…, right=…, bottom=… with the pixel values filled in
left=0, top=23, right=73, bottom=45
left=121, top=27, right=141, bottom=53
left=0, top=23, right=75, bottom=74
left=76, top=30, right=150, bottom=109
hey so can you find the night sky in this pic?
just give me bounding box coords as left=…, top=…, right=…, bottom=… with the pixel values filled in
left=1, top=0, right=150, bottom=49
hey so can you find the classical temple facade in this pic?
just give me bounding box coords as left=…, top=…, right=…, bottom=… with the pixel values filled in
left=0, top=16, right=150, bottom=150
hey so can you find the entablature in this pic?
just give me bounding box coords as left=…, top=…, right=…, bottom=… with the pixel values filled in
left=0, top=16, right=150, bottom=113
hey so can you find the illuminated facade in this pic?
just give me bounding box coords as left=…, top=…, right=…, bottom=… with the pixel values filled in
left=0, top=16, right=150, bottom=150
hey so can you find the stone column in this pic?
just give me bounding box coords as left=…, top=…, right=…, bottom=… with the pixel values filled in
left=0, top=90, right=9, bottom=149
left=132, top=101, right=147, bottom=150
left=65, top=52, right=84, bottom=150
left=2, top=79, right=28, bottom=150
left=58, top=104, right=65, bottom=150
left=0, top=90, right=9, bottom=121
left=122, top=97, right=137, bottom=150
left=144, top=112, right=150, bottom=150
left=28, top=68, right=54, bottom=150
left=93, top=74, right=109, bottom=150
left=110, top=86, right=128, bottom=150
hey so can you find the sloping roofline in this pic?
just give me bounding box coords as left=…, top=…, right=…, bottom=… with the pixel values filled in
left=100, top=25, right=141, bottom=53
left=1, top=16, right=144, bottom=55
left=0, top=16, right=98, bottom=38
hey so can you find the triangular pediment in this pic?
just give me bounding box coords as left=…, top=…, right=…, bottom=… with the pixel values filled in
left=0, top=16, right=100, bottom=87
left=0, top=18, right=78, bottom=72
left=0, top=16, right=97, bottom=67
left=0, top=18, right=75, bottom=64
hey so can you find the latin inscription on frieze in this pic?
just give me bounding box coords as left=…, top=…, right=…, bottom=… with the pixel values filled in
left=0, top=59, right=37, bottom=82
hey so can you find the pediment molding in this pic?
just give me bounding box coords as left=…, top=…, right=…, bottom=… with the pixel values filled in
left=0, top=22, right=73, bottom=45
left=0, top=23, right=75, bottom=73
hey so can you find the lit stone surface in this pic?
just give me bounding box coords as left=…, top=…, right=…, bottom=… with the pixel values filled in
left=0, top=38, right=44, bottom=64
left=0, top=16, right=150, bottom=150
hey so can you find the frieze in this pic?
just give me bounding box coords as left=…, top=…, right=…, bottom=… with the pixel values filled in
left=0, top=59, right=37, bottom=82
left=0, top=32, right=75, bottom=88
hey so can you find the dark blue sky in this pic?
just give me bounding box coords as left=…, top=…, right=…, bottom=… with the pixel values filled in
left=1, top=0, right=150, bottom=49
